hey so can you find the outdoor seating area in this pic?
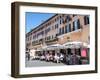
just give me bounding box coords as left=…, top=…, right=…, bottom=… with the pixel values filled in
left=26, top=41, right=89, bottom=65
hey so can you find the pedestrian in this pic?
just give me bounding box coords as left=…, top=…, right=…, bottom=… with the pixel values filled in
left=59, top=53, right=64, bottom=62
left=67, top=53, right=73, bottom=65
left=54, top=53, right=60, bottom=63
left=71, top=53, right=80, bottom=65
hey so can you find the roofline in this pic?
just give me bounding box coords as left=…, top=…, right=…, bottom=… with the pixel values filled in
left=26, top=14, right=58, bottom=35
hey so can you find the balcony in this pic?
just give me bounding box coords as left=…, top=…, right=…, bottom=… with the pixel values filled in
left=45, top=37, right=58, bottom=43
left=32, top=37, right=58, bottom=46
left=32, top=39, right=43, bottom=46
left=32, top=42, right=41, bottom=46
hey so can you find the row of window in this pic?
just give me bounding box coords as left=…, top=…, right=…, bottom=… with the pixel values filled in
left=32, top=35, right=57, bottom=45
left=32, top=24, right=59, bottom=40
left=26, top=15, right=72, bottom=37
left=59, top=19, right=80, bottom=35
left=45, top=35, right=57, bottom=41
left=27, top=15, right=89, bottom=38
left=27, top=16, right=89, bottom=41
left=59, top=16, right=89, bottom=35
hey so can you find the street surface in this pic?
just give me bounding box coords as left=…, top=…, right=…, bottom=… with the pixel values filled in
left=25, top=59, right=66, bottom=67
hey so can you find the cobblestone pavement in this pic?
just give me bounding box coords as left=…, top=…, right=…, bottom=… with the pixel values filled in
left=25, top=59, right=66, bottom=67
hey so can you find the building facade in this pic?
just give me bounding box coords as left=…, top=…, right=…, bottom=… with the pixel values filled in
left=26, top=14, right=90, bottom=51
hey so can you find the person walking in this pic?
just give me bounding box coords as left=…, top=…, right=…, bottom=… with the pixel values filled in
left=54, top=53, right=60, bottom=63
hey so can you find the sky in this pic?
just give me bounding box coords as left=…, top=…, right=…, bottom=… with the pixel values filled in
left=25, top=12, right=55, bottom=33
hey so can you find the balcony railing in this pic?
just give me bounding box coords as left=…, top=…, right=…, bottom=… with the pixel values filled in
left=32, top=42, right=41, bottom=46
left=32, top=39, right=43, bottom=46
left=32, top=37, right=58, bottom=46
left=45, top=37, right=58, bottom=43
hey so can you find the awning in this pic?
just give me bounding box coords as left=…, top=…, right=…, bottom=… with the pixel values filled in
left=63, top=41, right=90, bottom=48
left=36, top=42, right=90, bottom=51
left=42, top=44, right=64, bottom=50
